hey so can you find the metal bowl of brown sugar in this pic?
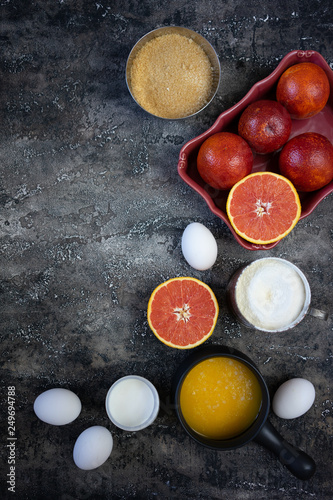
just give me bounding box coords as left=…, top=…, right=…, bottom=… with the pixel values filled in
left=126, top=26, right=221, bottom=119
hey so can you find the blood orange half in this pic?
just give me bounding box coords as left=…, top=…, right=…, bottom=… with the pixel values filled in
left=147, top=277, right=219, bottom=349
left=226, top=172, right=301, bottom=245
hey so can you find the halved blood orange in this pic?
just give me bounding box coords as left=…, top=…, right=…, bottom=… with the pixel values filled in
left=147, top=277, right=219, bottom=349
left=226, top=172, right=301, bottom=245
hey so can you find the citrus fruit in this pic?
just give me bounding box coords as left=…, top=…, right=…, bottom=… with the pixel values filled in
left=226, top=172, right=301, bottom=244
left=197, top=132, right=253, bottom=190
left=147, top=277, right=219, bottom=349
left=238, top=99, right=292, bottom=154
left=276, top=62, right=330, bottom=120
left=279, top=132, right=333, bottom=192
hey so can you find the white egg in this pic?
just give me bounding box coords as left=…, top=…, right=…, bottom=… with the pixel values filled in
left=181, top=222, right=218, bottom=271
left=34, top=388, right=82, bottom=426
left=272, top=378, right=315, bottom=419
left=73, top=426, right=113, bottom=470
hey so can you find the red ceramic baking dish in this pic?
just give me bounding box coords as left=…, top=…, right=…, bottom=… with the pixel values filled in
left=178, top=50, right=333, bottom=250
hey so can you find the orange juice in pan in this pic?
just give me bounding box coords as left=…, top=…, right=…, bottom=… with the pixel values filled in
left=180, top=356, right=262, bottom=440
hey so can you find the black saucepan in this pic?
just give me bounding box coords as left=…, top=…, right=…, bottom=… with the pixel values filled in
left=172, top=345, right=316, bottom=480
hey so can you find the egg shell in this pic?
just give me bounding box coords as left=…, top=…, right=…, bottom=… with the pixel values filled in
left=181, top=222, right=218, bottom=271
left=73, top=426, right=113, bottom=470
left=34, top=388, right=82, bottom=426
left=272, top=378, right=315, bottom=419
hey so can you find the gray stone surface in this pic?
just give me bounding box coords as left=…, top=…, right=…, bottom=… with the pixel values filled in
left=0, top=1, right=332, bottom=499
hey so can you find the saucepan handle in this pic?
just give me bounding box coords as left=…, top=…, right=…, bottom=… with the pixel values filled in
left=254, top=419, right=316, bottom=480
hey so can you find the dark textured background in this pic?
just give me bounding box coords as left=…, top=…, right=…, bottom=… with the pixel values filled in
left=0, top=1, right=332, bottom=499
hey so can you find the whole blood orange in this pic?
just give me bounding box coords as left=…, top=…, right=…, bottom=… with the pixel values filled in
left=226, top=172, right=301, bottom=244
left=276, top=62, right=330, bottom=119
left=147, top=277, right=219, bottom=349
left=197, top=132, right=253, bottom=190
left=238, top=99, right=292, bottom=154
left=279, top=132, right=333, bottom=192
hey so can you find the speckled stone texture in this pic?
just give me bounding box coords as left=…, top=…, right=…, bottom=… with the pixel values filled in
left=0, top=1, right=332, bottom=499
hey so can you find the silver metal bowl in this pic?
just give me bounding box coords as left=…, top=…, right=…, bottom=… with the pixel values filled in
left=126, top=26, right=221, bottom=119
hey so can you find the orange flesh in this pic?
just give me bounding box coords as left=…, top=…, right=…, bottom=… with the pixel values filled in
left=148, top=278, right=218, bottom=348
left=180, top=357, right=262, bottom=439
left=227, top=172, right=301, bottom=244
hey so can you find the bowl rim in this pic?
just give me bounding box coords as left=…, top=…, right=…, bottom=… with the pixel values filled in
left=126, top=26, right=221, bottom=120
left=177, top=50, right=333, bottom=250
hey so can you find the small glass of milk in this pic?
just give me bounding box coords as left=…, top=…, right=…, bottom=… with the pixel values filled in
left=226, top=257, right=327, bottom=333
left=105, top=375, right=160, bottom=431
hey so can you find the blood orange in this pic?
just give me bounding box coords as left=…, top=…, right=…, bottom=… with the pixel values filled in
left=238, top=99, right=292, bottom=154
left=147, top=277, right=219, bottom=349
left=197, top=132, right=253, bottom=190
left=226, top=172, right=301, bottom=245
left=279, top=132, right=333, bottom=192
left=276, top=62, right=330, bottom=119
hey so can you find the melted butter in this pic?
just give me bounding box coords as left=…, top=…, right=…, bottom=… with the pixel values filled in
left=180, top=357, right=262, bottom=440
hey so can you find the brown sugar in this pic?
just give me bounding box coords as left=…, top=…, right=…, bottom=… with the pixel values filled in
left=130, top=34, right=214, bottom=119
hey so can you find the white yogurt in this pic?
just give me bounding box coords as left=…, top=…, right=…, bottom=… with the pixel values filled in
left=235, top=258, right=310, bottom=331
left=105, top=376, right=159, bottom=431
